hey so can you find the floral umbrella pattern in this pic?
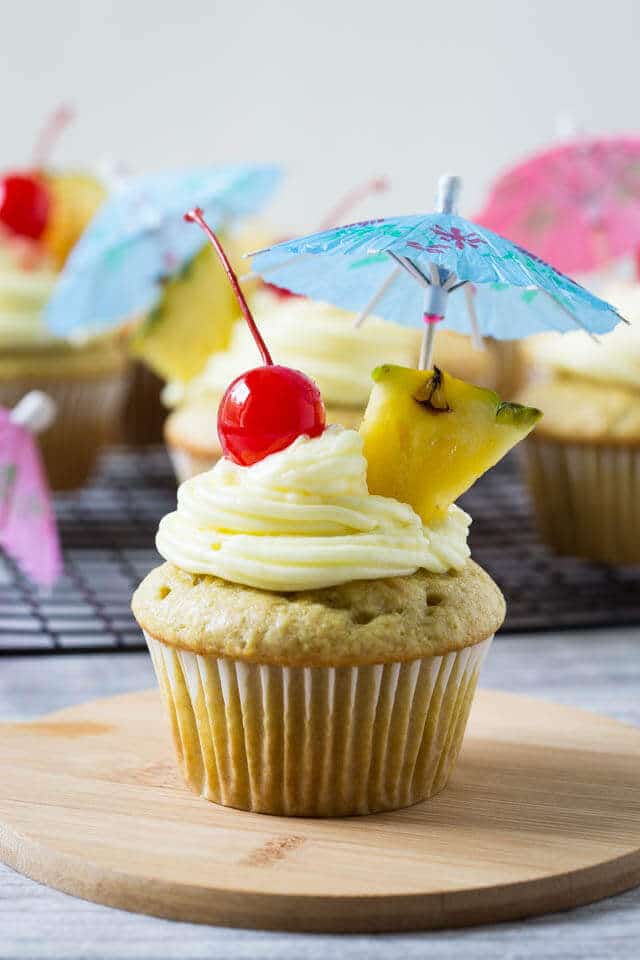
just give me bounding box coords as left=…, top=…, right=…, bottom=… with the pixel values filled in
left=46, top=165, right=281, bottom=338
left=251, top=211, right=625, bottom=340
left=477, top=137, right=640, bottom=274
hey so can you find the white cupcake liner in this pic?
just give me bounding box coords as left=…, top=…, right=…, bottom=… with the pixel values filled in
left=521, top=438, right=640, bottom=565
left=145, top=630, right=492, bottom=817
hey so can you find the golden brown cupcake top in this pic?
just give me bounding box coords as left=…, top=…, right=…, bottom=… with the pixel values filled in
left=518, top=376, right=640, bottom=446
left=132, top=559, right=504, bottom=666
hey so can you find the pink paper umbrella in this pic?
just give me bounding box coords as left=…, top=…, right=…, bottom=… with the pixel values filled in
left=0, top=394, right=61, bottom=588
left=477, top=137, right=640, bottom=275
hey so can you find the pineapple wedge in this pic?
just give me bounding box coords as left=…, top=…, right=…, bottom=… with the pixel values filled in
left=41, top=172, right=106, bottom=267
left=360, top=365, right=541, bottom=524
left=130, top=221, right=273, bottom=383
left=130, top=242, right=239, bottom=383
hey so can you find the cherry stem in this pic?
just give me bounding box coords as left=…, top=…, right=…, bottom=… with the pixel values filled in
left=318, top=176, right=390, bottom=231
left=185, top=207, right=274, bottom=366
left=32, top=104, right=75, bottom=168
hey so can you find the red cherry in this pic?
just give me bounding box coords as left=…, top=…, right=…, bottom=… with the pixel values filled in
left=0, top=173, right=50, bottom=240
left=184, top=207, right=326, bottom=466
left=218, top=365, right=325, bottom=466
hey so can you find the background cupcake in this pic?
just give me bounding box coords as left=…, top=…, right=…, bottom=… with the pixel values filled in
left=163, top=288, right=421, bottom=480
left=127, top=220, right=272, bottom=446
left=0, top=155, right=128, bottom=489
left=518, top=313, right=640, bottom=564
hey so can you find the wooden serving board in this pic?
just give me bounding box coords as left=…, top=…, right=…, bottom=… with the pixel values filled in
left=1, top=688, right=639, bottom=933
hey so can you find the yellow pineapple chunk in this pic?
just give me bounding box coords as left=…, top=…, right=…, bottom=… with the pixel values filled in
left=360, top=365, right=541, bottom=524
left=130, top=241, right=239, bottom=383
left=130, top=221, right=275, bottom=383
left=41, top=172, right=106, bottom=267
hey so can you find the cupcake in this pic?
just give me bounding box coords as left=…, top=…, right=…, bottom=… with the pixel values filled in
left=518, top=299, right=640, bottom=564
left=163, top=289, right=421, bottom=481
left=0, top=229, right=127, bottom=490
left=132, top=216, right=540, bottom=816
left=133, top=428, right=503, bottom=816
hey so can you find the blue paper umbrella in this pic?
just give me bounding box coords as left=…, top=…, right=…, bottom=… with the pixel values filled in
left=250, top=175, right=625, bottom=367
left=46, top=164, right=281, bottom=337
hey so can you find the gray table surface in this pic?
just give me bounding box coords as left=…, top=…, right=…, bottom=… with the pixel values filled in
left=1, top=628, right=639, bottom=960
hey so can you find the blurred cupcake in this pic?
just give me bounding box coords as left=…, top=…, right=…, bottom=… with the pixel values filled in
left=121, top=362, right=166, bottom=446
left=0, top=200, right=127, bottom=490
left=518, top=300, right=640, bottom=564
left=163, top=289, right=421, bottom=481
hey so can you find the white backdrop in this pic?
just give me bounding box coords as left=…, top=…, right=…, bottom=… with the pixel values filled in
left=2, top=0, right=639, bottom=231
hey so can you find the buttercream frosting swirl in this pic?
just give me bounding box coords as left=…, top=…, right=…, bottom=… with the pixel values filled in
left=164, top=290, right=420, bottom=409
left=156, top=426, right=471, bottom=591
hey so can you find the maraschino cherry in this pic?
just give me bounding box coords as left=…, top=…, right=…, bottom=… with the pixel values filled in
left=0, top=174, right=50, bottom=240
left=184, top=207, right=326, bottom=467
left=0, top=106, right=73, bottom=242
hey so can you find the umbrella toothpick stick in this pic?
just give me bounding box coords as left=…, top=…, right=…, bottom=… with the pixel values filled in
left=420, top=285, right=448, bottom=369
left=418, top=173, right=462, bottom=369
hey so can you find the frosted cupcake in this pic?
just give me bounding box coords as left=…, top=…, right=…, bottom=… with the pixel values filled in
left=0, top=227, right=126, bottom=490
left=132, top=212, right=540, bottom=815
left=133, top=427, right=504, bottom=816
left=518, top=303, right=640, bottom=564
left=163, top=289, right=421, bottom=481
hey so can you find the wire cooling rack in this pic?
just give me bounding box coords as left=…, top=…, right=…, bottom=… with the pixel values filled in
left=2, top=447, right=640, bottom=654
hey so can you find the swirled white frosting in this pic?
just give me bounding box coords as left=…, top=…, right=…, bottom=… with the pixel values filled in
left=156, top=426, right=471, bottom=591
left=164, top=290, right=420, bottom=409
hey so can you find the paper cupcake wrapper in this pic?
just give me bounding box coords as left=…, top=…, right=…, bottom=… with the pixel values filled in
left=167, top=445, right=219, bottom=483
left=145, top=631, right=492, bottom=817
left=0, top=372, right=127, bottom=490
left=521, top=439, right=640, bottom=565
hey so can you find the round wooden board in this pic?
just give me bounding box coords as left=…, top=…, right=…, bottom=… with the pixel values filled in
left=1, top=688, right=640, bottom=933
